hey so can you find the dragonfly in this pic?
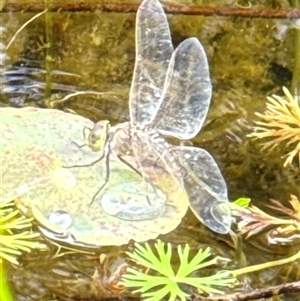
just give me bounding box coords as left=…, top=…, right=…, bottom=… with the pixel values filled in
left=76, top=0, right=231, bottom=234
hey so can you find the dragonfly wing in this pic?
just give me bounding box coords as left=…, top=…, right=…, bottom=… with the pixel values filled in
left=130, top=130, right=184, bottom=199
left=152, top=38, right=212, bottom=140
left=130, top=0, right=173, bottom=125
left=101, top=129, right=187, bottom=222
left=171, top=146, right=231, bottom=234
left=100, top=124, right=168, bottom=221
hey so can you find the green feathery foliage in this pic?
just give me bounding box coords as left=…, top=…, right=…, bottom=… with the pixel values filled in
left=121, top=239, right=300, bottom=301
left=120, top=240, right=236, bottom=301
left=247, top=87, right=300, bottom=167
left=0, top=195, right=46, bottom=265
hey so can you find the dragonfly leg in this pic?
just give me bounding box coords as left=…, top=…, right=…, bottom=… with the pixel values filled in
left=116, top=154, right=164, bottom=207
left=117, top=155, right=141, bottom=177
left=71, top=140, right=86, bottom=149
left=145, top=182, right=165, bottom=206
left=142, top=181, right=153, bottom=206
left=117, top=154, right=154, bottom=205
left=90, top=149, right=111, bottom=204
left=63, top=151, right=106, bottom=169
left=68, top=126, right=91, bottom=149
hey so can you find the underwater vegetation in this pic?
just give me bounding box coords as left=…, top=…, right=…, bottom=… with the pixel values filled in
left=121, top=239, right=236, bottom=301
left=0, top=195, right=46, bottom=301
left=0, top=194, right=46, bottom=265
left=248, top=87, right=300, bottom=167
left=121, top=237, right=300, bottom=301
left=119, top=197, right=300, bottom=300
left=1, top=19, right=80, bottom=108
left=233, top=194, right=300, bottom=246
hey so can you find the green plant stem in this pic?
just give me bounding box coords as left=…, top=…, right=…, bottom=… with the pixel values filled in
left=290, top=0, right=300, bottom=93
left=0, top=262, right=14, bottom=301
left=290, top=29, right=300, bottom=93
left=231, top=250, right=300, bottom=277
left=44, top=0, right=53, bottom=99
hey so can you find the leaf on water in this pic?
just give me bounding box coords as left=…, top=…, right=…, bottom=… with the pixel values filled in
left=1, top=107, right=188, bottom=247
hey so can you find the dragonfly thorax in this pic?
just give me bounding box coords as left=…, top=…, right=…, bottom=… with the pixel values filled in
left=111, top=122, right=134, bottom=157
left=112, top=122, right=164, bottom=157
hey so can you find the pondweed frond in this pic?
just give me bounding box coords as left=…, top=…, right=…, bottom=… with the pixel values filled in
left=0, top=195, right=46, bottom=265
left=120, top=240, right=236, bottom=301
left=121, top=239, right=300, bottom=301
left=247, top=87, right=300, bottom=167
left=232, top=194, right=300, bottom=245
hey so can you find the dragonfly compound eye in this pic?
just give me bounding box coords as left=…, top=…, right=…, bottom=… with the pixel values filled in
left=87, top=120, right=111, bottom=152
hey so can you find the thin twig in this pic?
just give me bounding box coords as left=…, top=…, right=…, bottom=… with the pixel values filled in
left=48, top=91, right=118, bottom=107
left=2, top=3, right=300, bottom=19
left=191, top=281, right=300, bottom=301
left=5, top=9, right=47, bottom=51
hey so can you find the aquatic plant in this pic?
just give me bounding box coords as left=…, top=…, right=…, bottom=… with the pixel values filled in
left=247, top=87, right=300, bottom=167
left=233, top=194, right=300, bottom=245
left=1, top=9, right=79, bottom=107
left=0, top=195, right=46, bottom=265
left=120, top=239, right=236, bottom=301
left=232, top=196, right=251, bottom=208
left=0, top=267, right=14, bottom=301
left=121, top=239, right=300, bottom=301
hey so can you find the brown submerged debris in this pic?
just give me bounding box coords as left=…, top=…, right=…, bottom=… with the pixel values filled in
left=191, top=280, right=300, bottom=301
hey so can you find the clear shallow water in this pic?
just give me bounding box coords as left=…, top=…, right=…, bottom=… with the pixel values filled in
left=1, top=1, right=299, bottom=300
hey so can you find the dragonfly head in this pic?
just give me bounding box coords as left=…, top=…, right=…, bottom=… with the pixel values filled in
left=84, top=120, right=111, bottom=152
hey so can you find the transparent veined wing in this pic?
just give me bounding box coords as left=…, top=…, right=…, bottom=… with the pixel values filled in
left=99, top=130, right=190, bottom=223
left=151, top=38, right=212, bottom=140
left=130, top=129, right=184, bottom=200
left=130, top=0, right=173, bottom=126
left=171, top=146, right=231, bottom=234
left=99, top=124, right=166, bottom=221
